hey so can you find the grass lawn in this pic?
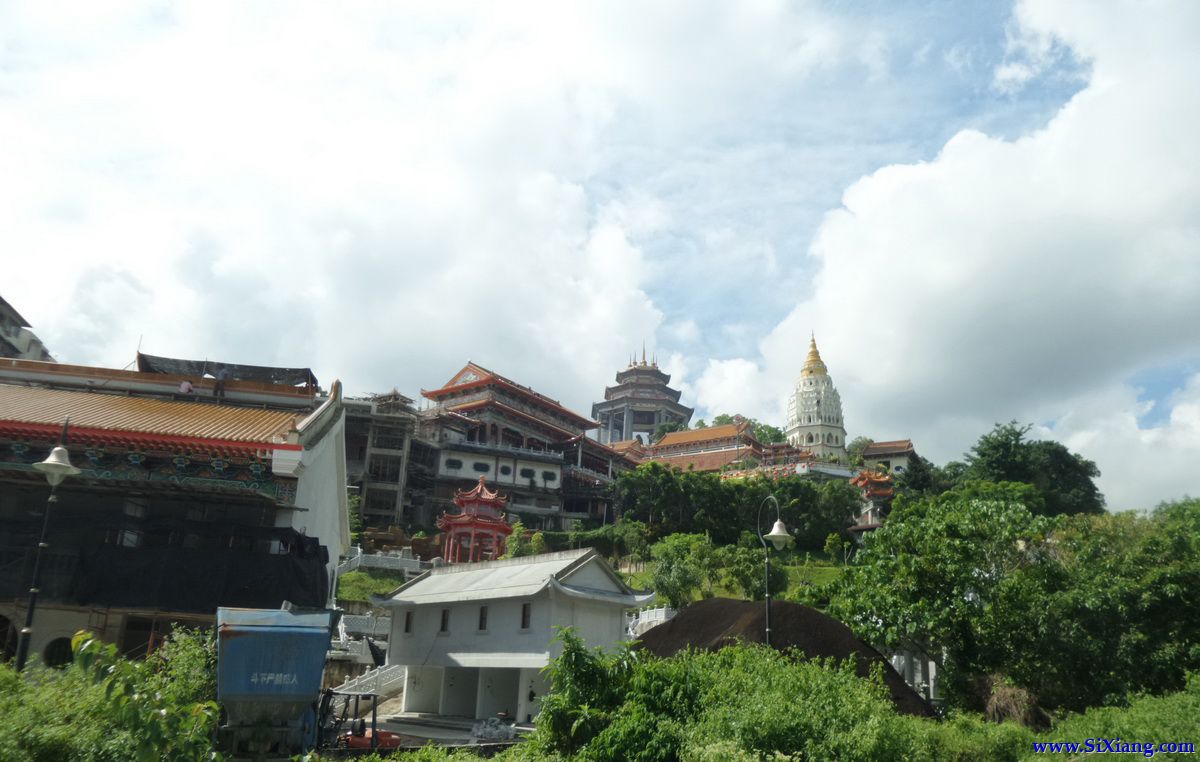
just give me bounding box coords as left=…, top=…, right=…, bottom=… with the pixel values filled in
left=336, top=569, right=408, bottom=603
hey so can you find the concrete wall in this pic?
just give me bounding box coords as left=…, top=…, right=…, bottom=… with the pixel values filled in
left=388, top=593, right=551, bottom=668
left=402, top=666, right=441, bottom=713
left=290, top=410, right=350, bottom=604
left=438, top=448, right=561, bottom=491
left=515, top=666, right=549, bottom=724
left=440, top=667, right=479, bottom=716
left=475, top=667, right=520, bottom=718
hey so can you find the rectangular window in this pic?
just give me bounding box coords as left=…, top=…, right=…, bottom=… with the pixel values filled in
left=478, top=606, right=488, bottom=631
left=404, top=611, right=413, bottom=634
left=368, top=454, right=404, bottom=481
left=520, top=602, right=531, bottom=630
left=440, top=608, right=449, bottom=633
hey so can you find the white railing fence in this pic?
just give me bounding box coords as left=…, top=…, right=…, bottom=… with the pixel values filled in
left=626, top=606, right=675, bottom=638
left=334, top=664, right=406, bottom=697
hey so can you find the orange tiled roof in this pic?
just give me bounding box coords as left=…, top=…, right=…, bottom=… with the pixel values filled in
left=863, top=439, right=914, bottom=457
left=0, top=384, right=302, bottom=446
left=647, top=448, right=749, bottom=473
left=653, top=423, right=745, bottom=448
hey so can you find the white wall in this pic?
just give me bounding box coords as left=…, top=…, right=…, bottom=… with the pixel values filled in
left=388, top=594, right=550, bottom=669
left=475, top=667, right=520, bottom=718
left=438, top=449, right=561, bottom=491
left=515, top=666, right=549, bottom=724
left=402, top=666, right=442, bottom=713
left=289, top=410, right=350, bottom=604
left=17, top=606, right=94, bottom=664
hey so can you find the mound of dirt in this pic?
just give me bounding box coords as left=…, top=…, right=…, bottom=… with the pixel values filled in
left=637, top=597, right=934, bottom=718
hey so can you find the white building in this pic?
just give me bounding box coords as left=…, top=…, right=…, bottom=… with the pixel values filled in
left=376, top=548, right=652, bottom=723
left=785, top=335, right=848, bottom=461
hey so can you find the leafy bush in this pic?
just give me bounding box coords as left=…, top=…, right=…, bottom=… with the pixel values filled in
left=0, top=629, right=218, bottom=761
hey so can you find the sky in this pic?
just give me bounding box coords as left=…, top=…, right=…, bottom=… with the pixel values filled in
left=2, top=0, right=1198, bottom=511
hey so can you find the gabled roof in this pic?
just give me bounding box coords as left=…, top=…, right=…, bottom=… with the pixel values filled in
left=375, top=548, right=653, bottom=607
left=422, top=362, right=598, bottom=429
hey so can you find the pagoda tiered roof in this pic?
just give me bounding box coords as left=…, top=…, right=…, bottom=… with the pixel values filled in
left=850, top=469, right=895, bottom=500
left=453, top=475, right=508, bottom=509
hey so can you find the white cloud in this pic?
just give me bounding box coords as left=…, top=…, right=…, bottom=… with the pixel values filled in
left=0, top=0, right=853, bottom=414
left=695, top=0, right=1200, bottom=510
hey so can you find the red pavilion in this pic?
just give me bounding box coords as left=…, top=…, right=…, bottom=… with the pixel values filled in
left=436, top=476, right=514, bottom=563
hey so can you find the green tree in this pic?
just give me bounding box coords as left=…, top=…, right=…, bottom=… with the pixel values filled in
left=820, top=489, right=1200, bottom=712
left=846, top=436, right=874, bottom=467
left=347, top=491, right=363, bottom=545
left=715, top=544, right=789, bottom=601
left=650, top=533, right=716, bottom=608
left=502, top=521, right=531, bottom=558
left=965, top=422, right=1104, bottom=515
left=694, top=419, right=707, bottom=429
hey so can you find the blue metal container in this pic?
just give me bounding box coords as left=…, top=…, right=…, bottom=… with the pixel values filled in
left=216, top=606, right=338, bottom=759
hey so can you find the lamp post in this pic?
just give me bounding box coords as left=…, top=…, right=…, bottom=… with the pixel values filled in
left=14, top=434, right=81, bottom=671
left=758, top=494, right=791, bottom=647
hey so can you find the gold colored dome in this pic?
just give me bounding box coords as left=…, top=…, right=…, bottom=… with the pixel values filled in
left=800, top=334, right=828, bottom=377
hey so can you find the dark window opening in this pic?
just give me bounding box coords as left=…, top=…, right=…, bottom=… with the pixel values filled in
left=43, top=637, right=73, bottom=669
left=472, top=462, right=490, bottom=473
left=404, top=611, right=413, bottom=634
left=542, top=471, right=557, bottom=482
left=521, top=602, right=531, bottom=629
left=445, top=459, right=463, bottom=470
left=478, top=606, right=488, bottom=631
left=440, top=608, right=450, bottom=633
left=519, top=468, right=535, bottom=479
left=500, top=465, right=512, bottom=475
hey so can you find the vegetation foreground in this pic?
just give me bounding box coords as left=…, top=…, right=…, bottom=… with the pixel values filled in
left=2, top=628, right=1198, bottom=761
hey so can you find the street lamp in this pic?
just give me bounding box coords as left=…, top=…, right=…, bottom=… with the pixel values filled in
left=15, top=432, right=81, bottom=671
left=758, top=494, right=791, bottom=647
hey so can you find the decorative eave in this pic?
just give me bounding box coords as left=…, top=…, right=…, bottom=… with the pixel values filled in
left=450, top=399, right=590, bottom=439
left=0, top=421, right=299, bottom=460
left=547, top=576, right=655, bottom=607
left=453, top=475, right=508, bottom=507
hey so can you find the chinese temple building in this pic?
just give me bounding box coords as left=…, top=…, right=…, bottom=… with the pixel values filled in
left=592, top=350, right=693, bottom=444
left=0, top=356, right=348, bottom=663
left=849, top=469, right=895, bottom=537
left=436, top=476, right=513, bottom=563
left=417, top=362, right=635, bottom=530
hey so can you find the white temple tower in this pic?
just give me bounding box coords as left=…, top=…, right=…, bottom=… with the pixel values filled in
left=785, top=335, right=847, bottom=461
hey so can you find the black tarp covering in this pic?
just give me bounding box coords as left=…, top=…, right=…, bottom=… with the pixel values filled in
left=137, top=352, right=318, bottom=388
left=72, top=541, right=329, bottom=612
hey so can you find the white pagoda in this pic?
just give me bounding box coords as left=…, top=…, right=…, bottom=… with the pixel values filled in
left=785, top=335, right=847, bottom=461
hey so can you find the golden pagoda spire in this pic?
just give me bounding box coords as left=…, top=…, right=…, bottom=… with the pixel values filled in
left=801, top=333, right=828, bottom=377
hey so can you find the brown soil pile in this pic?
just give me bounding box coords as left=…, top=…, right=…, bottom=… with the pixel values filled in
left=637, top=597, right=934, bottom=718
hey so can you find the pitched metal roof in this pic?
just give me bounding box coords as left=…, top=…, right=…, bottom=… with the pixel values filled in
left=377, top=548, right=649, bottom=606
left=0, top=384, right=302, bottom=445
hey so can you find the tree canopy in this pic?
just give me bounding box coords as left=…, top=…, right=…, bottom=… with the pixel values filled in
left=817, top=489, right=1200, bottom=712
left=964, top=422, right=1104, bottom=515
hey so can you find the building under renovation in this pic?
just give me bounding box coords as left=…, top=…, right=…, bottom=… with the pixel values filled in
left=0, top=355, right=349, bottom=664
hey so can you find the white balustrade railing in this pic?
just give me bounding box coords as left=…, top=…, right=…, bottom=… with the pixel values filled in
left=334, top=664, right=406, bottom=697
left=342, top=614, right=391, bottom=637
left=626, top=606, right=675, bottom=638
